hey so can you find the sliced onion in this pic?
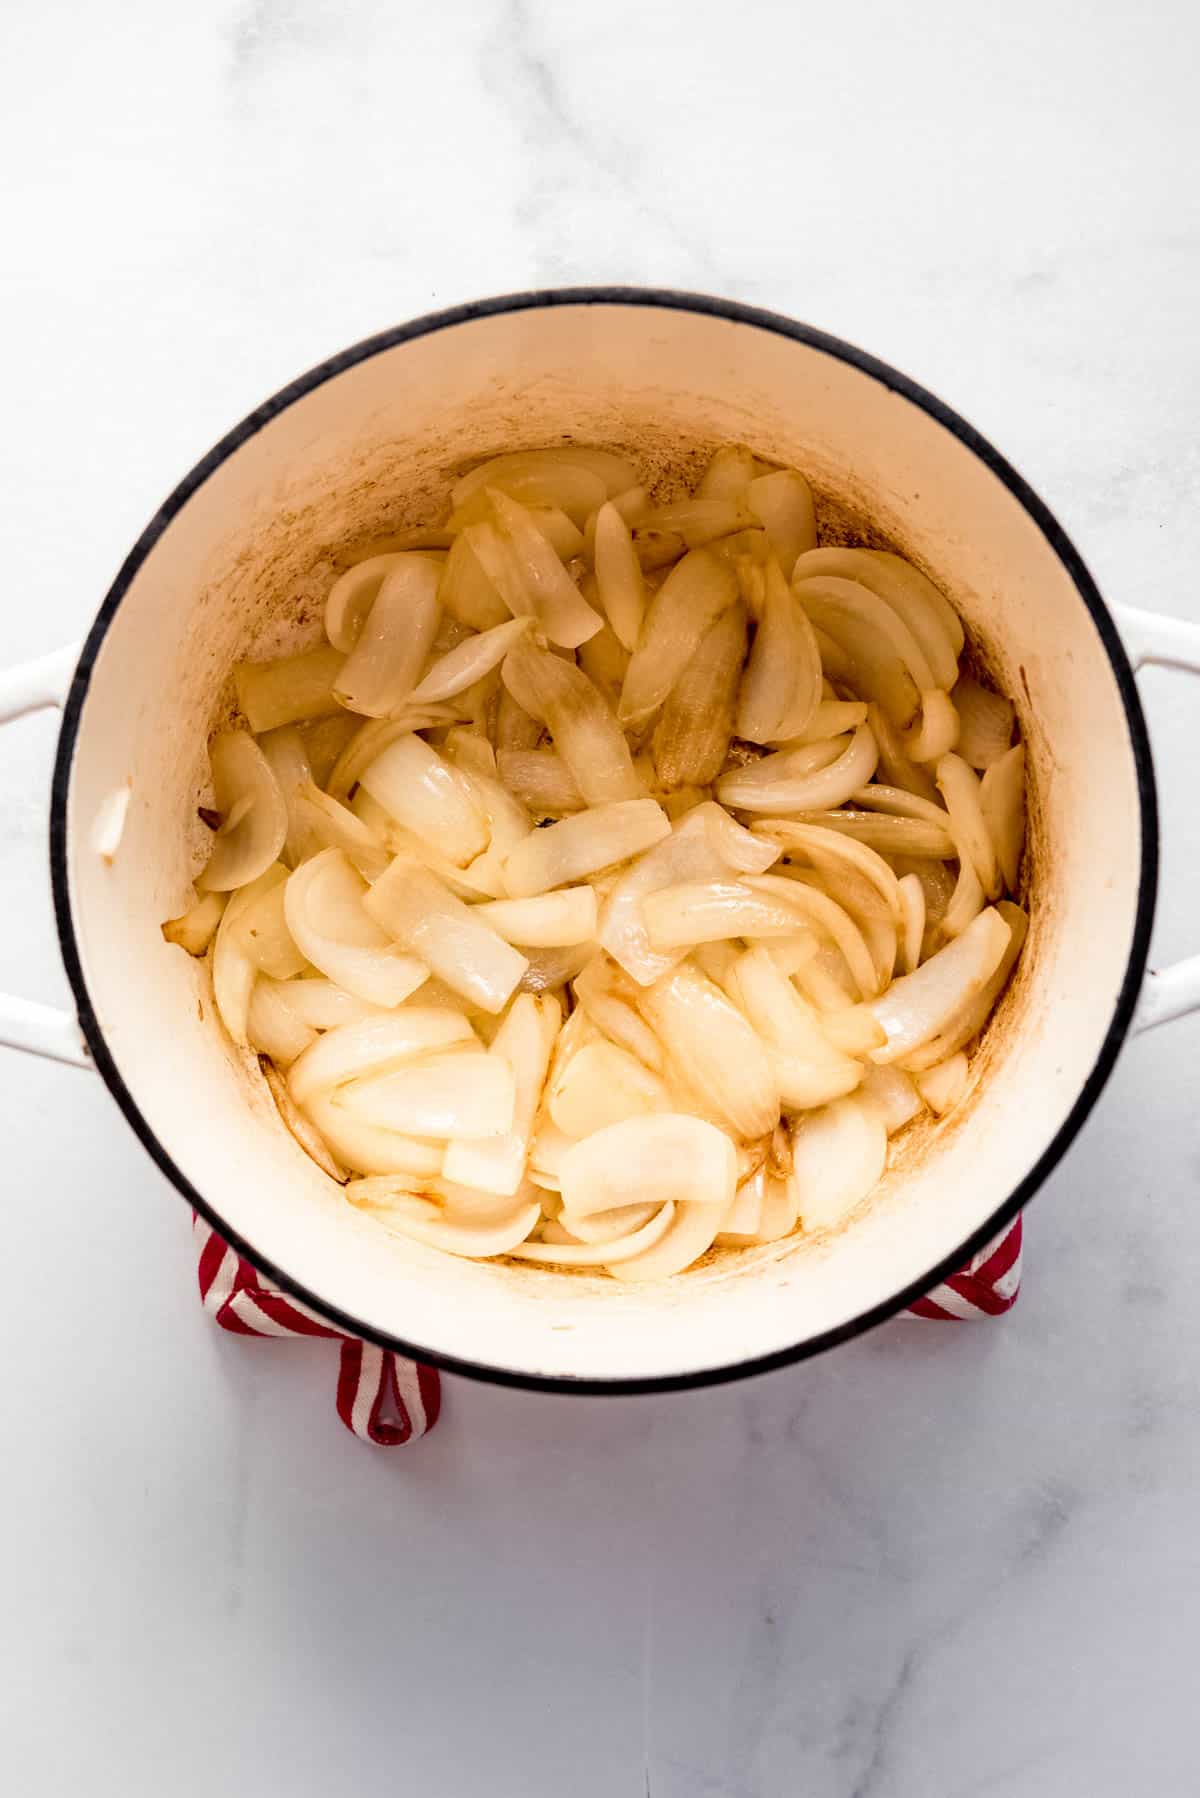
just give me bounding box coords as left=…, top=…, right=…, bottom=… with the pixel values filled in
left=618, top=549, right=739, bottom=727
left=642, top=879, right=808, bottom=949
left=518, top=944, right=594, bottom=994
left=865, top=701, right=941, bottom=803
left=577, top=618, right=632, bottom=706
left=475, top=888, right=598, bottom=948
left=820, top=1005, right=888, bottom=1056
left=288, top=1009, right=477, bottom=1108
left=746, top=875, right=880, bottom=998
left=306, top=1095, right=444, bottom=1177
left=572, top=959, right=666, bottom=1072
left=935, top=753, right=1001, bottom=898
left=717, top=724, right=878, bottom=814
left=867, top=905, right=1012, bottom=1063
left=750, top=820, right=901, bottom=919
left=233, top=871, right=306, bottom=977
left=953, top=677, right=1014, bottom=769
left=980, top=743, right=1026, bottom=892
left=348, top=1178, right=541, bottom=1258
left=639, top=496, right=757, bottom=547
left=257, top=725, right=314, bottom=866
left=943, top=851, right=985, bottom=939
left=443, top=993, right=561, bottom=1195
left=247, top=979, right=316, bottom=1068
left=293, top=779, right=389, bottom=880
left=638, top=965, right=780, bottom=1139
left=212, top=865, right=282, bottom=1046
left=549, top=1038, right=670, bottom=1138
left=653, top=601, right=747, bottom=790
left=511, top=1203, right=676, bottom=1266
left=598, top=801, right=777, bottom=986
left=697, top=444, right=758, bottom=501
left=720, top=1167, right=765, bottom=1238
left=897, top=872, right=926, bottom=973
left=775, top=699, right=868, bottom=746
left=197, top=731, right=288, bottom=892
left=162, top=890, right=226, bottom=956
left=441, top=728, right=497, bottom=781
left=503, top=799, right=670, bottom=899
left=501, top=640, right=641, bottom=803
left=795, top=580, right=920, bottom=727
left=791, top=1097, right=887, bottom=1231
left=903, top=901, right=1028, bottom=1069
left=859, top=1064, right=923, bottom=1134
left=360, top=733, right=489, bottom=868
left=915, top=1052, right=969, bottom=1115
left=298, top=711, right=361, bottom=787
left=326, top=553, right=407, bottom=652
left=364, top=860, right=528, bottom=1012
left=631, top=526, right=688, bottom=571
left=234, top=644, right=347, bottom=734
left=496, top=749, right=585, bottom=816
left=260, top=1059, right=346, bottom=1182
left=339, top=1049, right=515, bottom=1139
left=736, top=559, right=822, bottom=743
left=331, top=556, right=441, bottom=717
left=452, top=448, right=628, bottom=516
left=528, top=507, right=585, bottom=558
left=284, top=849, right=429, bottom=1005
left=724, top=945, right=862, bottom=1100
left=479, top=492, right=600, bottom=647
left=746, top=470, right=816, bottom=575
left=903, top=689, right=960, bottom=763
left=559, top=1113, right=737, bottom=1220
left=606, top=1194, right=732, bottom=1281
left=325, top=711, right=459, bottom=803
left=777, top=809, right=955, bottom=858
left=792, top=547, right=960, bottom=688
left=438, top=533, right=511, bottom=631
left=593, top=501, right=646, bottom=650
left=254, top=976, right=391, bottom=1030
left=405, top=616, right=530, bottom=708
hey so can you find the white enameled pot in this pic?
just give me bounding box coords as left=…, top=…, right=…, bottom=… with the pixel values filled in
left=3, top=289, right=1199, bottom=1392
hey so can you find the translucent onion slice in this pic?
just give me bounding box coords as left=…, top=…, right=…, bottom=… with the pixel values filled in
left=642, top=879, right=809, bottom=949
left=511, top=1203, right=676, bottom=1266
left=234, top=873, right=306, bottom=978
left=943, top=851, right=985, bottom=939
left=284, top=849, right=429, bottom=1006
left=257, top=725, right=314, bottom=866
left=653, top=601, right=747, bottom=790
left=529, top=507, right=585, bottom=558
left=775, top=699, right=868, bottom=746
left=441, top=728, right=497, bottom=781
left=791, top=547, right=960, bottom=689
left=902, top=901, right=1028, bottom=1070
left=406, top=616, right=531, bottom=707
left=638, top=965, right=780, bottom=1139
left=325, top=553, right=407, bottom=651
left=859, top=1064, right=923, bottom=1134
left=791, top=1098, right=887, bottom=1231
left=724, top=946, right=863, bottom=1105
left=795, top=582, right=921, bottom=728
left=288, top=1009, right=478, bottom=1108
left=867, top=905, right=1012, bottom=1063
left=234, top=644, right=347, bottom=734
left=820, top=1004, right=888, bottom=1056
left=518, top=944, right=594, bottom=995
left=247, top=980, right=316, bottom=1068
left=261, top=1060, right=346, bottom=1182
left=299, top=711, right=361, bottom=788
left=197, top=731, right=288, bottom=892
left=606, top=1194, right=732, bottom=1281
left=483, top=490, right=603, bottom=648
left=980, top=743, right=1026, bottom=892
left=781, top=809, right=955, bottom=858
left=452, top=449, right=629, bottom=516
left=736, top=558, right=822, bottom=743
left=496, top=749, right=585, bottom=816
left=329, top=556, right=442, bottom=718
left=631, top=526, right=687, bottom=571
left=495, top=682, right=543, bottom=752
left=475, top=888, right=598, bottom=948
left=364, top=860, right=528, bottom=1012
left=935, top=753, right=1001, bottom=899
left=559, top=1113, right=737, bottom=1220
left=639, top=496, right=757, bottom=547
left=549, top=1039, right=671, bottom=1138
left=750, top=820, right=901, bottom=919
left=746, top=469, right=816, bottom=575
left=293, top=779, right=389, bottom=880
left=865, top=701, right=940, bottom=803
left=438, top=533, right=511, bottom=631
left=443, top=993, right=561, bottom=1196
left=598, top=801, right=777, bottom=985
left=795, top=574, right=936, bottom=692
left=212, top=866, right=282, bottom=1046
left=897, top=872, right=926, bottom=973
left=360, top=733, right=489, bottom=868
left=325, top=710, right=463, bottom=803
left=339, top=1049, right=515, bottom=1139
left=721, top=1168, right=765, bottom=1238
left=618, top=549, right=739, bottom=727
left=953, top=677, right=1015, bottom=769
left=697, top=444, right=758, bottom=501
left=501, top=641, right=642, bottom=804
left=254, top=976, right=390, bottom=1031
left=716, top=724, right=879, bottom=815
left=306, top=1096, right=444, bottom=1177
left=915, top=1052, right=969, bottom=1115
left=577, top=618, right=631, bottom=706
left=747, top=874, right=879, bottom=998
left=572, top=959, right=665, bottom=1072
left=348, top=1179, right=541, bottom=1259
left=593, top=501, right=646, bottom=650
left=162, top=890, right=226, bottom=956
left=503, top=800, right=670, bottom=899
left=902, top=689, right=960, bottom=764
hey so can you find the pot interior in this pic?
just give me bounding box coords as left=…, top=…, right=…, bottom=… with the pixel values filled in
left=60, top=298, right=1148, bottom=1384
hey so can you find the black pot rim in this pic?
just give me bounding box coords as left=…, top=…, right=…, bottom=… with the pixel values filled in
left=48, top=286, right=1158, bottom=1397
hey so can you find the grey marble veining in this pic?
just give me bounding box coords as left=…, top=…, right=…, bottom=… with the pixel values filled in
left=3, top=1, right=1200, bottom=1792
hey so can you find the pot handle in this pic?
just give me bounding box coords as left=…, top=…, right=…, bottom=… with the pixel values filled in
left=0, top=643, right=92, bottom=1069
left=1114, top=604, right=1200, bottom=1034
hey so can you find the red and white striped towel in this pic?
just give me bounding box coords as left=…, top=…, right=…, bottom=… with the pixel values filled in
left=195, top=1211, right=1021, bottom=1446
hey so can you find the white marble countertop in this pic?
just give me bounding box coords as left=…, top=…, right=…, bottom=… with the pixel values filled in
left=3, top=2, right=1200, bottom=1793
